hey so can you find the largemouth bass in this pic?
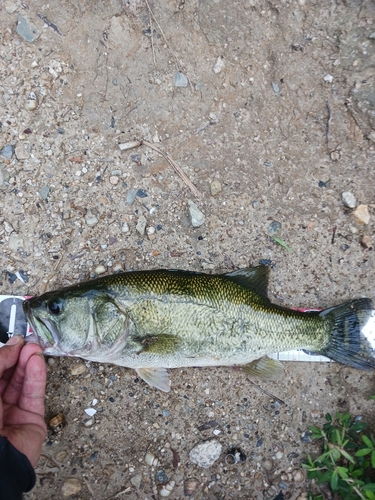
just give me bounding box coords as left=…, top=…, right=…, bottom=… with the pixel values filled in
left=23, top=266, right=375, bottom=392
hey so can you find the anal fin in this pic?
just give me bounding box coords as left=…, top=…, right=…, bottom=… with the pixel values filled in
left=242, top=356, right=284, bottom=380
left=136, top=367, right=171, bottom=392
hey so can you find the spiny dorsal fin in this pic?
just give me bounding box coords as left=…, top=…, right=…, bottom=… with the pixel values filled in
left=224, top=265, right=270, bottom=298
left=136, top=367, right=171, bottom=392
left=242, top=356, right=284, bottom=380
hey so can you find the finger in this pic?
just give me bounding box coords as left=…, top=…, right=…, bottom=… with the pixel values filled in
left=18, top=352, right=46, bottom=417
left=2, top=343, right=44, bottom=407
left=0, top=336, right=24, bottom=378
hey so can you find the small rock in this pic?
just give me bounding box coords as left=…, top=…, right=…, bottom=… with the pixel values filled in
left=86, top=215, right=99, bottom=227
left=0, top=144, right=13, bottom=159
left=95, top=265, right=107, bottom=275
left=342, top=191, right=356, bottom=209
left=126, top=188, right=138, bottom=205
left=353, top=205, right=370, bottom=225
left=292, top=469, right=304, bottom=483
left=324, top=74, right=334, bottom=83
left=213, top=56, right=225, bottom=74
left=8, top=235, right=24, bottom=251
left=24, top=92, right=38, bottom=111
left=62, top=210, right=71, bottom=220
left=109, top=176, right=119, bottom=185
left=188, top=200, right=205, bottom=227
left=189, top=439, right=222, bottom=468
left=40, top=185, right=50, bottom=200
left=155, top=470, right=168, bottom=484
left=262, top=459, right=273, bottom=471
left=136, top=215, right=147, bottom=236
left=84, top=408, right=97, bottom=417
left=174, top=72, right=188, bottom=87
left=119, top=141, right=141, bottom=151
left=55, top=450, right=68, bottom=462
left=4, top=1, right=17, bottom=14
left=268, top=221, right=281, bottom=235
left=130, top=473, right=142, bottom=489
left=368, top=131, right=375, bottom=143
left=360, top=234, right=373, bottom=249
left=330, top=151, right=340, bottom=161
left=271, top=81, right=280, bottom=93
left=136, top=189, right=148, bottom=198
left=83, top=417, right=95, bottom=427
left=62, top=478, right=82, bottom=497
left=275, top=450, right=283, bottom=460
left=210, top=180, right=222, bottom=196
left=15, top=144, right=29, bottom=160
left=69, top=363, right=87, bottom=376
left=122, top=222, right=130, bottom=233
left=17, top=13, right=41, bottom=43
left=4, top=221, right=14, bottom=233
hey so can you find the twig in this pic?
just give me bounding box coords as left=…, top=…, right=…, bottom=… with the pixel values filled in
left=248, top=380, right=285, bottom=405
left=326, top=98, right=332, bottom=146
left=105, top=487, right=132, bottom=500
left=142, top=140, right=200, bottom=197
left=41, top=255, right=63, bottom=293
left=145, top=1, right=156, bottom=67
left=37, top=13, right=63, bottom=36
left=331, top=226, right=336, bottom=245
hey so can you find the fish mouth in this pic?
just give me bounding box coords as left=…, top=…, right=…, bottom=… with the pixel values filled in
left=23, top=299, right=61, bottom=354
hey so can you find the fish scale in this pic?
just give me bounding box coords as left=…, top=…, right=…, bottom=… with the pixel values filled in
left=23, top=266, right=375, bottom=392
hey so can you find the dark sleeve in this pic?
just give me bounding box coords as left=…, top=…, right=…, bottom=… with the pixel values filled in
left=0, top=436, right=36, bottom=500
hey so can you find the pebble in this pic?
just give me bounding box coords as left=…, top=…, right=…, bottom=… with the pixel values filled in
left=84, top=408, right=97, bottom=417
left=159, top=481, right=175, bottom=497
left=155, top=470, right=168, bottom=484
left=61, top=478, right=82, bottom=497
left=83, top=417, right=95, bottom=427
left=95, top=265, right=107, bottom=275
left=86, top=215, right=99, bottom=227
left=330, top=151, right=340, bottom=161
left=122, top=222, right=130, bottom=233
left=342, top=191, right=356, bottom=209
left=136, top=189, right=148, bottom=198
left=189, top=439, right=222, bottom=468
left=4, top=1, right=17, bottom=14
left=360, top=235, right=373, bottom=249
left=119, top=140, right=141, bottom=151
left=213, top=56, right=225, bottom=74
left=324, top=74, right=334, bottom=83
left=9, top=236, right=24, bottom=251
left=174, top=72, right=188, bottom=87
left=136, top=215, right=147, bottom=236
left=40, top=185, right=50, bottom=200
left=0, top=145, right=13, bottom=159
left=188, top=200, right=205, bottom=227
left=275, top=450, right=283, bottom=460
left=126, top=188, right=138, bottom=205
left=353, top=205, right=370, bottom=225
left=17, top=13, right=41, bottom=43
left=15, top=144, right=29, bottom=160
left=109, top=176, right=119, bottom=185
left=268, top=221, right=281, bottom=235
left=184, top=478, right=199, bottom=496
left=292, top=469, right=304, bottom=483
left=262, top=459, right=273, bottom=471
left=271, top=81, right=280, bottom=93
left=210, top=180, right=222, bottom=196
left=55, top=450, right=68, bottom=462
left=69, top=363, right=87, bottom=376
left=24, top=92, right=39, bottom=111
left=130, top=473, right=142, bottom=489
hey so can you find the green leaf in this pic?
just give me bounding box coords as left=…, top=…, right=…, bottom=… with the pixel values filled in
left=337, top=466, right=348, bottom=479
left=372, top=450, right=375, bottom=469
left=369, top=395, right=375, bottom=400
left=364, top=484, right=375, bottom=492
left=330, top=470, right=338, bottom=491
left=351, top=422, right=367, bottom=432
left=331, top=448, right=341, bottom=461
left=340, top=449, right=355, bottom=464
left=365, top=491, right=375, bottom=500
left=326, top=413, right=333, bottom=422
left=363, top=435, right=373, bottom=448
left=355, top=448, right=372, bottom=457
left=271, top=236, right=293, bottom=252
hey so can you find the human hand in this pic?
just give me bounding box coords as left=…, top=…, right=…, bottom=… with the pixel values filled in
left=0, top=336, right=47, bottom=467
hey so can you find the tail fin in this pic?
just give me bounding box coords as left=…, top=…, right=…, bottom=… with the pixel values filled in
left=313, top=298, right=375, bottom=369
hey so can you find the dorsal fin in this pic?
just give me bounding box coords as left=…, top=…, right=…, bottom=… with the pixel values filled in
left=224, top=265, right=270, bottom=298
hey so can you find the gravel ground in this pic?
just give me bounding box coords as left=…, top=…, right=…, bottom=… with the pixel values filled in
left=0, top=0, right=374, bottom=498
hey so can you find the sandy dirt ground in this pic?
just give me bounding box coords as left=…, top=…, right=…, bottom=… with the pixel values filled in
left=1, top=0, right=375, bottom=498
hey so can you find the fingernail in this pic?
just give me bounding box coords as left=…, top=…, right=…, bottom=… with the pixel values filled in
left=32, top=352, right=45, bottom=360
left=7, top=334, right=24, bottom=346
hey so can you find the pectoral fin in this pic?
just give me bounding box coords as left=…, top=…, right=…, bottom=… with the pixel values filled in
left=242, top=356, right=284, bottom=380
left=136, top=367, right=171, bottom=392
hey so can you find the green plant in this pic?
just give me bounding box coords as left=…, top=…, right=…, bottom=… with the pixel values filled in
left=303, top=412, right=375, bottom=500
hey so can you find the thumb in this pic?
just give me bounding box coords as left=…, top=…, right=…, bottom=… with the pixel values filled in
left=0, top=336, right=24, bottom=376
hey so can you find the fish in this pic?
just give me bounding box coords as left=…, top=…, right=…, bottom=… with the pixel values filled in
left=23, top=266, right=375, bottom=392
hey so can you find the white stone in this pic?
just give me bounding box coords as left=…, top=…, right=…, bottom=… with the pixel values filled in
left=189, top=439, right=222, bottom=468
left=342, top=191, right=356, bottom=209
left=213, top=56, right=225, bottom=74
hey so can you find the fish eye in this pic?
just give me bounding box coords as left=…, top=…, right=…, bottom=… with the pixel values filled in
left=47, top=298, right=64, bottom=315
